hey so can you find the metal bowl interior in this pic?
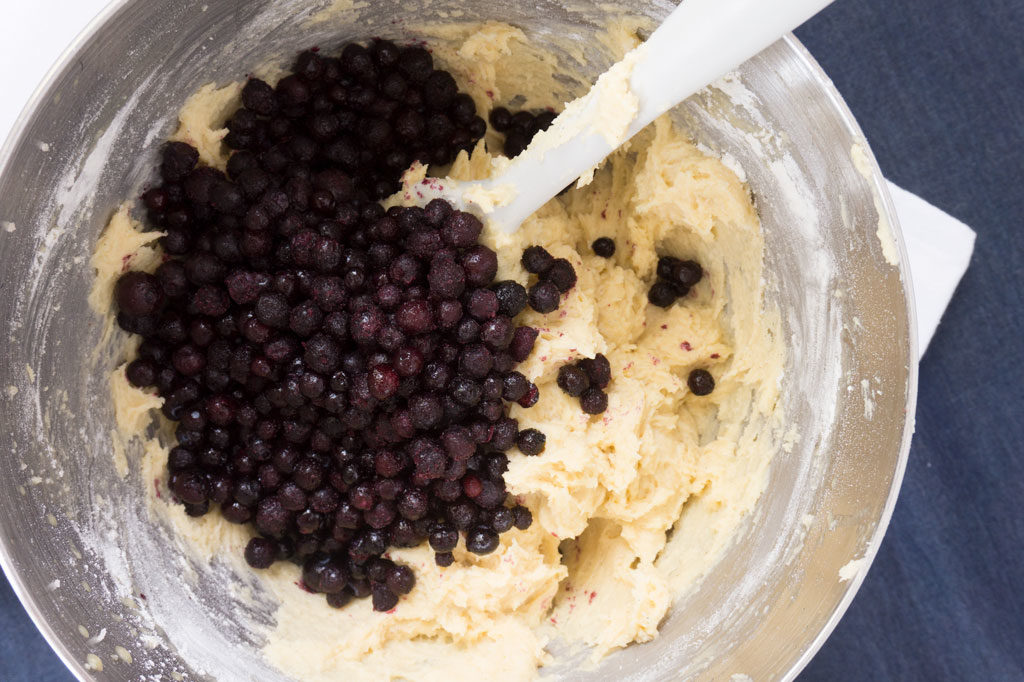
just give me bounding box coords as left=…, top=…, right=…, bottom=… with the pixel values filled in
left=0, top=0, right=915, bottom=679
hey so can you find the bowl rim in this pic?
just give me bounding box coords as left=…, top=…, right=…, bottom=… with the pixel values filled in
left=0, top=4, right=135, bottom=677
left=773, top=31, right=918, bottom=682
left=0, top=5, right=917, bottom=680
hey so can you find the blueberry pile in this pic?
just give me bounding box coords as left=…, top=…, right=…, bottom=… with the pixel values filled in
left=219, top=42, right=487, bottom=206
left=112, top=41, right=554, bottom=612
left=556, top=354, right=611, bottom=415
left=648, top=256, right=704, bottom=308
left=487, top=107, right=556, bottom=158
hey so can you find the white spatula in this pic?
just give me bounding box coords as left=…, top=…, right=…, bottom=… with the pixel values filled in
left=409, top=0, right=835, bottom=231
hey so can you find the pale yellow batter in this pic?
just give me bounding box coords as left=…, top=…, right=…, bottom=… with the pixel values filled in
left=92, top=21, right=784, bottom=682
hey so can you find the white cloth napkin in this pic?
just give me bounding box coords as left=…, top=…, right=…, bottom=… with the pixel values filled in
left=883, top=181, right=975, bottom=358
left=0, top=2, right=975, bottom=360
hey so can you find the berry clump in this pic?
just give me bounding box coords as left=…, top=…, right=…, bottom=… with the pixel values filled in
left=648, top=256, right=703, bottom=308
left=488, top=107, right=557, bottom=158
left=111, top=41, right=544, bottom=613
left=520, top=245, right=576, bottom=314
left=555, top=353, right=611, bottom=415
left=221, top=41, right=487, bottom=205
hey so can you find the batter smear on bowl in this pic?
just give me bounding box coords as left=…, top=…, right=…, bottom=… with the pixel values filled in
left=92, top=20, right=784, bottom=681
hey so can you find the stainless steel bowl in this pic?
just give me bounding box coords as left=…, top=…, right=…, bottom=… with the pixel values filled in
left=0, top=0, right=916, bottom=679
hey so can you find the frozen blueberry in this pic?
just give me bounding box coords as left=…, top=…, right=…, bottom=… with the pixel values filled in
left=544, top=258, right=576, bottom=293
left=580, top=353, right=611, bottom=389
left=591, top=237, right=615, bottom=257
left=516, top=382, right=540, bottom=409
left=687, top=369, right=715, bottom=396
left=244, top=537, right=277, bottom=569
left=429, top=522, right=458, bottom=552
left=115, top=272, right=163, bottom=316
left=490, top=507, right=515, bottom=533
left=672, top=260, right=703, bottom=288
left=509, top=326, right=538, bottom=362
left=557, top=364, right=590, bottom=397
left=492, top=280, right=528, bottom=318
left=647, top=281, right=677, bottom=308
left=501, top=372, right=529, bottom=402
left=386, top=564, right=415, bottom=595
left=125, top=358, right=157, bottom=387
left=527, top=282, right=560, bottom=314
left=465, top=526, right=499, bottom=555
left=428, top=257, right=466, bottom=298
left=255, top=292, right=290, bottom=328
left=161, top=142, right=199, bottom=182
left=465, top=288, right=499, bottom=321
left=461, top=245, right=498, bottom=287
left=488, top=107, right=512, bottom=132
left=521, top=245, right=553, bottom=274
left=657, top=256, right=682, bottom=281
left=516, top=428, right=545, bottom=456
left=579, top=387, right=608, bottom=415
left=512, top=505, right=533, bottom=530
left=441, top=212, right=482, bottom=248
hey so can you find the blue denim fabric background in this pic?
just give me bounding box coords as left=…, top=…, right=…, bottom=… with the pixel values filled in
left=3, top=0, right=1022, bottom=679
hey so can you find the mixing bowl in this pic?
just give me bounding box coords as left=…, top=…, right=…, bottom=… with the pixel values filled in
left=0, top=0, right=916, bottom=679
